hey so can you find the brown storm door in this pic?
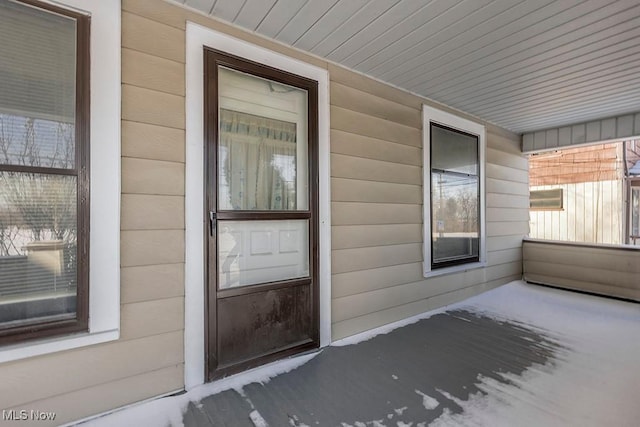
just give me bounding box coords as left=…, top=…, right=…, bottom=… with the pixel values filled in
left=204, top=49, right=319, bottom=379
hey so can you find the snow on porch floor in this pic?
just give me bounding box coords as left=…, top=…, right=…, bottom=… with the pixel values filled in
left=84, top=281, right=640, bottom=427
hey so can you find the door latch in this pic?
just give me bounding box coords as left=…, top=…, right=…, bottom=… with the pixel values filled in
left=209, top=211, right=216, bottom=236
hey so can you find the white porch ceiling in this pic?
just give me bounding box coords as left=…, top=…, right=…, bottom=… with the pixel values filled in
left=176, top=0, right=640, bottom=134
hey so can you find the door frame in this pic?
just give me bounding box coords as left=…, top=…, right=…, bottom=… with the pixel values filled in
left=184, top=22, right=331, bottom=389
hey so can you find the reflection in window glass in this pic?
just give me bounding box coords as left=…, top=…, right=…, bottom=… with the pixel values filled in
left=632, top=188, right=639, bottom=238
left=218, top=110, right=299, bottom=210
left=0, top=115, right=75, bottom=169
left=430, top=123, right=480, bottom=267
left=217, top=67, right=308, bottom=211
left=0, top=173, right=77, bottom=328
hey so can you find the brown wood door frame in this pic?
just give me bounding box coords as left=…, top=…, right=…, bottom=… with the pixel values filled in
left=204, top=48, right=319, bottom=380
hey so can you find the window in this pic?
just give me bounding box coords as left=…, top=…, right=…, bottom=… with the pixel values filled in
left=530, top=189, right=563, bottom=210
left=423, top=106, right=486, bottom=276
left=0, top=0, right=119, bottom=361
left=0, top=0, right=89, bottom=343
left=631, top=185, right=640, bottom=244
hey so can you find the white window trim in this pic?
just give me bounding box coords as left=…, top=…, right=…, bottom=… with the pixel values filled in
left=423, top=105, right=486, bottom=278
left=0, top=0, right=121, bottom=363
left=185, top=22, right=331, bottom=390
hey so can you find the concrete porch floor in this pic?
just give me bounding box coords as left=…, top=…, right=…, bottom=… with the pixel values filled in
left=86, top=281, right=640, bottom=426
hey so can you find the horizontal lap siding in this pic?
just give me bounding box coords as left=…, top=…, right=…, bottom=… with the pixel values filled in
left=330, top=69, right=527, bottom=339
left=109, top=4, right=189, bottom=420
left=120, top=6, right=190, bottom=403
left=0, top=332, right=184, bottom=424
left=523, top=240, right=640, bottom=301
left=7, top=365, right=184, bottom=425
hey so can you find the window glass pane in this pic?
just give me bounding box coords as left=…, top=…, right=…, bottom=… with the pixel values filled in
left=431, top=124, right=478, bottom=176
left=0, top=0, right=77, bottom=169
left=0, top=172, right=77, bottom=329
left=632, top=188, right=639, bottom=237
left=218, top=220, right=309, bottom=289
left=431, top=123, right=479, bottom=266
left=218, top=66, right=308, bottom=210
left=530, top=189, right=563, bottom=210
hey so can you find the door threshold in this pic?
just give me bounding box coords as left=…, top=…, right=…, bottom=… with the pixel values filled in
left=197, top=348, right=323, bottom=396
left=210, top=340, right=320, bottom=380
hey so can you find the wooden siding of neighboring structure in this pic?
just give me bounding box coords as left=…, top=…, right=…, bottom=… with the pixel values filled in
left=529, top=143, right=623, bottom=186
left=523, top=239, right=640, bottom=302
left=529, top=142, right=640, bottom=244
left=0, top=0, right=527, bottom=424
left=530, top=181, right=624, bottom=244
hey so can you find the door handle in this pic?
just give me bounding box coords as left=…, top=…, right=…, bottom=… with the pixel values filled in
left=209, top=211, right=216, bottom=236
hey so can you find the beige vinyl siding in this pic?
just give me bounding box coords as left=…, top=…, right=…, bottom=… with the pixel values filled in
left=0, top=0, right=528, bottom=423
left=329, top=64, right=527, bottom=339
left=523, top=239, right=640, bottom=301
left=121, top=121, right=185, bottom=162
left=0, top=333, right=184, bottom=425
left=118, top=17, right=188, bottom=418
left=332, top=202, right=423, bottom=225
left=6, top=365, right=183, bottom=424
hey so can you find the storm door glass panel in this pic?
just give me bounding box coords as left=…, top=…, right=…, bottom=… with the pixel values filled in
left=218, top=66, right=308, bottom=211
left=0, top=0, right=83, bottom=333
left=218, top=220, right=309, bottom=289
left=430, top=123, right=480, bottom=267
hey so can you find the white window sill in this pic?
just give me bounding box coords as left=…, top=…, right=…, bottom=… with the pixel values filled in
left=424, top=261, right=487, bottom=278
left=0, top=329, right=119, bottom=364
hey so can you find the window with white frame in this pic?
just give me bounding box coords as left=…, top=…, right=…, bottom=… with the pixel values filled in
left=0, top=0, right=120, bottom=360
left=423, top=105, right=486, bottom=276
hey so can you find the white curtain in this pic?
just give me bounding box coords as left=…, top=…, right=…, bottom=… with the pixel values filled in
left=219, top=109, right=298, bottom=210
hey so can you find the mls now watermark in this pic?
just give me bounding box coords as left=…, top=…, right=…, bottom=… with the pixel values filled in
left=3, top=409, right=56, bottom=422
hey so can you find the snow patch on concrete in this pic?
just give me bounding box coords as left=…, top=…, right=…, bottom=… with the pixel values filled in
left=415, top=389, right=440, bottom=410
left=249, top=410, right=269, bottom=427
left=394, top=406, right=408, bottom=416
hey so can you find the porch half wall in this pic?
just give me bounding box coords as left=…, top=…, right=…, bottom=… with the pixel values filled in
left=523, top=238, right=640, bottom=302
left=0, top=0, right=528, bottom=424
